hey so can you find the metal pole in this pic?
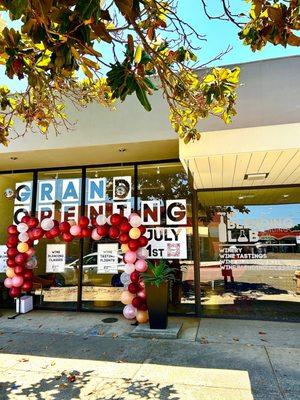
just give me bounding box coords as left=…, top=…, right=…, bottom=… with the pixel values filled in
left=188, top=168, right=201, bottom=317
left=77, top=167, right=86, bottom=311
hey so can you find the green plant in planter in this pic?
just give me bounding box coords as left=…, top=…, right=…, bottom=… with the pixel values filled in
left=142, top=260, right=175, bottom=287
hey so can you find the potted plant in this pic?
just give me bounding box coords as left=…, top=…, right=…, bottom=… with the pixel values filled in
left=142, top=260, right=175, bottom=329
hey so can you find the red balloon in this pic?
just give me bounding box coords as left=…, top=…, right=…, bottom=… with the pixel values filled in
left=62, top=232, right=73, bottom=243
left=97, top=224, right=109, bottom=237
left=119, top=233, right=130, bottom=244
left=139, top=225, right=146, bottom=235
left=24, top=269, right=33, bottom=279
left=138, top=236, right=148, bottom=247
left=53, top=220, right=59, bottom=227
left=7, top=248, right=18, bottom=259
left=128, top=283, right=140, bottom=294
left=121, top=216, right=129, bottom=223
left=21, top=215, right=30, bottom=224
left=7, top=225, right=18, bottom=235
left=7, top=235, right=19, bottom=246
left=49, top=226, right=61, bottom=238
left=32, top=227, right=44, bottom=239
left=7, top=259, right=16, bottom=268
left=82, top=227, right=92, bottom=238
left=60, top=221, right=71, bottom=233
left=119, top=221, right=131, bottom=233
left=110, top=213, right=122, bottom=226
left=21, top=280, right=33, bottom=292
left=132, top=296, right=143, bottom=309
left=79, top=216, right=90, bottom=228
left=91, top=218, right=97, bottom=227
left=15, top=253, right=28, bottom=265
left=9, top=287, right=21, bottom=298
left=128, top=239, right=139, bottom=251
left=139, top=303, right=148, bottom=311
left=109, top=226, right=120, bottom=239
left=130, top=271, right=140, bottom=283
left=14, top=265, right=25, bottom=275
left=27, top=229, right=35, bottom=241
left=45, top=231, right=54, bottom=239
left=27, top=217, right=39, bottom=228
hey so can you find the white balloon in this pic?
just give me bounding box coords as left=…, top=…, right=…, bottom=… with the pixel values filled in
left=106, top=215, right=112, bottom=225
left=137, top=248, right=149, bottom=259
left=41, top=218, right=54, bottom=231
left=18, top=232, right=29, bottom=243
left=124, top=263, right=136, bottom=274
left=96, top=215, right=106, bottom=225
left=130, top=215, right=142, bottom=228
left=26, top=257, right=37, bottom=269
left=17, top=223, right=28, bottom=233
left=120, top=272, right=131, bottom=285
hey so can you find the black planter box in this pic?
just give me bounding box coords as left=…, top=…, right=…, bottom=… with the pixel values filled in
left=146, top=282, right=168, bottom=329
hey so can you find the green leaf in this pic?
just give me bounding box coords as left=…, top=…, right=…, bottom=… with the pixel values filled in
left=7, top=0, right=28, bottom=20
left=135, top=84, right=152, bottom=111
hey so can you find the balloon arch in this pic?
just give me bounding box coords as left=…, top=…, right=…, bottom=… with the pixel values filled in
left=5, top=213, right=149, bottom=324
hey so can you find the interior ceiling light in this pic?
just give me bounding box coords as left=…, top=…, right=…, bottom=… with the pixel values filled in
left=10, top=157, right=18, bottom=160
left=282, top=194, right=290, bottom=198
left=157, top=166, right=160, bottom=174
left=244, top=172, right=269, bottom=181
left=118, top=148, right=126, bottom=153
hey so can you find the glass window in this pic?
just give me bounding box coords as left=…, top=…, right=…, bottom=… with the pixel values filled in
left=35, top=169, right=82, bottom=310
left=198, top=186, right=300, bottom=320
left=0, top=172, right=33, bottom=307
left=82, top=166, right=134, bottom=311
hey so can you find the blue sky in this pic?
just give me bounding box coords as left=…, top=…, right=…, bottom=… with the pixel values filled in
left=1, top=1, right=299, bottom=92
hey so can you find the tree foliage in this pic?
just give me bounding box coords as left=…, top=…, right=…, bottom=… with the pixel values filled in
left=0, top=0, right=298, bottom=146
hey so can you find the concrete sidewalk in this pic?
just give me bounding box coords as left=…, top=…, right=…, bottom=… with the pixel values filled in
left=0, top=309, right=299, bottom=400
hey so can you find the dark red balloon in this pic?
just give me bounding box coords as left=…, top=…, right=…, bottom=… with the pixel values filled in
left=32, top=227, right=44, bottom=239
left=130, top=271, right=140, bottom=283
left=97, top=224, right=109, bottom=237
left=128, top=283, right=140, bottom=294
left=21, top=280, right=33, bottom=292
left=7, top=225, right=18, bottom=235
left=45, top=231, right=54, bottom=239
left=28, top=229, right=35, bottom=241
left=21, top=215, right=30, bottom=224
left=53, top=219, right=59, bottom=227
left=139, top=303, right=148, bottom=311
left=60, top=221, right=71, bottom=233
left=62, top=232, right=73, bottom=243
left=49, top=226, right=61, bottom=238
left=110, top=213, right=122, bottom=226
left=139, top=225, right=146, bottom=235
left=121, top=216, right=129, bottom=223
left=91, top=218, right=97, bottom=227
left=27, top=217, right=39, bottom=229
left=82, top=227, right=92, bottom=238
left=119, top=221, right=131, bottom=233
left=79, top=216, right=90, bottom=228
left=24, top=269, right=33, bottom=280
left=14, top=265, right=25, bottom=275
left=132, top=296, right=143, bottom=309
left=128, top=239, right=139, bottom=251
left=109, top=226, right=120, bottom=239
left=7, top=235, right=19, bottom=246
left=7, top=259, right=16, bottom=268
left=9, top=287, right=21, bottom=298
left=15, top=253, right=28, bottom=265
left=138, top=236, right=148, bottom=247
left=7, top=248, right=18, bottom=259
left=119, top=233, right=130, bottom=244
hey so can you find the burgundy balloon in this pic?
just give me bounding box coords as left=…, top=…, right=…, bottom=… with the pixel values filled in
left=23, top=269, right=33, bottom=280
left=7, top=235, right=19, bottom=246
left=128, top=239, right=139, bottom=252
left=28, top=229, right=35, bottom=241
left=109, top=226, right=120, bottom=239
left=121, top=216, right=129, bottom=223
left=119, top=221, right=131, bottom=233
left=45, top=231, right=54, bottom=239
left=27, top=217, right=39, bottom=228
left=32, top=227, right=44, bottom=239
left=7, top=248, right=18, bottom=259
left=49, top=226, right=61, bottom=237
left=132, top=296, right=144, bottom=309
left=110, top=213, right=122, bottom=226
left=130, top=271, right=140, bottom=284
left=7, top=259, right=16, bottom=268
left=9, top=287, right=21, bottom=298
left=119, top=233, right=130, bottom=244
left=138, top=236, right=148, bottom=247
left=139, top=302, right=148, bottom=311
left=21, top=215, right=30, bottom=224
left=15, top=253, right=28, bottom=265
left=82, top=227, right=92, bottom=238
left=97, top=224, right=109, bottom=237
left=128, top=283, right=140, bottom=294
left=62, top=232, right=73, bottom=242
left=14, top=265, right=25, bottom=275
left=60, top=221, right=71, bottom=233
left=7, top=225, right=18, bottom=235
left=139, top=226, right=146, bottom=235
left=79, top=216, right=90, bottom=228
left=21, top=280, right=33, bottom=292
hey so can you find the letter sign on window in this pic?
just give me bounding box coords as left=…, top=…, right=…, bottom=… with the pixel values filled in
left=141, top=201, right=161, bottom=225
left=14, top=182, right=32, bottom=205
left=38, top=180, right=56, bottom=204
left=113, top=177, right=131, bottom=200
left=166, top=200, right=187, bottom=225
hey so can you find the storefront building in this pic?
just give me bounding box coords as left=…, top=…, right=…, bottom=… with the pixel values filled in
left=1, top=56, right=300, bottom=320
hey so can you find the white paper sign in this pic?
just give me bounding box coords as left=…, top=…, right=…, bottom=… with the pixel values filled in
left=145, top=228, right=187, bottom=259
left=46, top=244, right=66, bottom=273
left=97, top=243, right=118, bottom=274
left=0, top=246, right=7, bottom=273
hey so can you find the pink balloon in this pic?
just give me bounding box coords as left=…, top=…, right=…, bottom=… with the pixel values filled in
left=123, top=304, right=137, bottom=319
left=137, top=289, right=147, bottom=300
left=135, top=259, right=147, bottom=272
left=4, top=277, right=13, bottom=288
left=124, top=251, right=137, bottom=264
left=70, top=225, right=81, bottom=236
left=12, top=275, right=24, bottom=288
left=26, top=247, right=35, bottom=257
left=91, top=228, right=102, bottom=241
